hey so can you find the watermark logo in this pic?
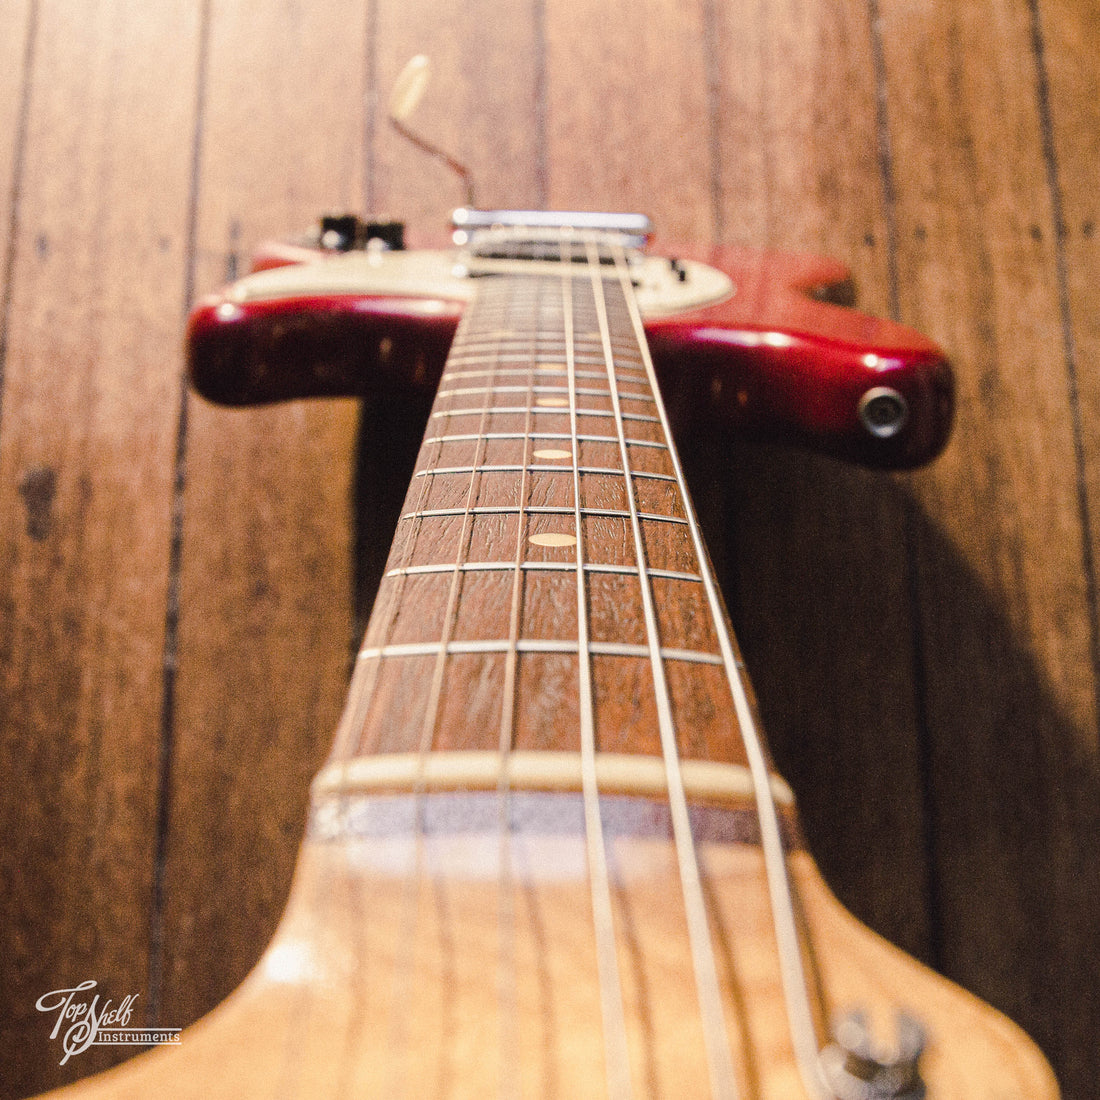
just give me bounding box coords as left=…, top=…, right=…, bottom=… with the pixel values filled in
left=35, top=981, right=182, bottom=1065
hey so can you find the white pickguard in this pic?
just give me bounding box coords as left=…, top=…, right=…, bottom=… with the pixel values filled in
left=224, top=248, right=735, bottom=319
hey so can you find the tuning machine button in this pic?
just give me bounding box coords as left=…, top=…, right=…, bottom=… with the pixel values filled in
left=819, top=1009, right=927, bottom=1100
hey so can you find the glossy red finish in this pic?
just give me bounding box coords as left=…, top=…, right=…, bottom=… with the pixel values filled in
left=187, top=239, right=953, bottom=469
left=644, top=244, right=953, bottom=468
left=188, top=292, right=463, bottom=406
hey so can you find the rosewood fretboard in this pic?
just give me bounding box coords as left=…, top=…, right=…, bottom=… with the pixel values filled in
left=320, top=260, right=773, bottom=788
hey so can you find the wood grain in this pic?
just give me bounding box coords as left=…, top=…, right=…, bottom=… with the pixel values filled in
left=0, top=0, right=33, bottom=303
left=0, top=0, right=201, bottom=1092
left=1, top=0, right=1097, bottom=1096
left=332, top=270, right=754, bottom=769
left=874, top=2, right=1100, bottom=1091
left=544, top=0, right=713, bottom=242
left=31, top=808, right=1057, bottom=1100
left=159, top=0, right=367, bottom=1035
left=696, top=0, right=938, bottom=966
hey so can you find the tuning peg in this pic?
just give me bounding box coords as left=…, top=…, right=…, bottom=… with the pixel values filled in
left=819, top=1008, right=926, bottom=1099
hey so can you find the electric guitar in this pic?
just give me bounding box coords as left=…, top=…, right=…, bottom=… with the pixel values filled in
left=35, top=202, right=1058, bottom=1100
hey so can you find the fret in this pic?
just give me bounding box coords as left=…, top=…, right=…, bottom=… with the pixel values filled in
left=422, top=431, right=668, bottom=449
left=597, top=563, right=699, bottom=581
left=413, top=464, right=675, bottom=481
left=385, top=561, right=703, bottom=582
left=437, top=384, right=655, bottom=403
left=445, top=353, right=639, bottom=365
left=399, top=505, right=689, bottom=525
left=443, top=367, right=648, bottom=383
left=354, top=640, right=722, bottom=665
left=430, top=406, right=661, bottom=423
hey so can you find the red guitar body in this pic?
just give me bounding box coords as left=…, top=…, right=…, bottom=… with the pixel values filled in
left=188, top=233, right=952, bottom=469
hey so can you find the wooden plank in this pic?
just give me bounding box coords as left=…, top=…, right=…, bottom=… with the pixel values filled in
left=878, top=0, right=1098, bottom=1090
left=707, top=0, right=936, bottom=962
left=0, top=0, right=33, bottom=304
left=161, top=0, right=544, bottom=1041
left=1040, top=0, right=1100, bottom=720
left=372, top=0, right=545, bottom=230
left=544, top=0, right=713, bottom=242
left=1027, top=3, right=1100, bottom=1095
left=0, top=0, right=201, bottom=1093
left=158, top=0, right=370, bottom=1032
left=352, top=0, right=546, bottom=630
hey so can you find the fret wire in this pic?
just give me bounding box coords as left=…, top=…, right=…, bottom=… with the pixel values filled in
left=443, top=367, right=647, bottom=383
left=386, top=561, right=702, bottom=582
left=437, top=384, right=654, bottom=403
left=566, top=260, right=635, bottom=1100
left=438, top=385, right=605, bottom=396
left=590, top=243, right=739, bottom=1100
left=422, top=431, right=668, bottom=449
left=413, top=464, right=675, bottom=482
left=354, top=639, right=723, bottom=664
left=448, top=339, right=633, bottom=350
left=431, top=406, right=660, bottom=423
left=400, top=505, right=688, bottom=525
left=586, top=562, right=703, bottom=581
left=452, top=339, right=638, bottom=345
left=446, top=352, right=645, bottom=366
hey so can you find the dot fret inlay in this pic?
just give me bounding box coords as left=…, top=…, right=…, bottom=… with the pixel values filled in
left=337, top=268, right=753, bottom=783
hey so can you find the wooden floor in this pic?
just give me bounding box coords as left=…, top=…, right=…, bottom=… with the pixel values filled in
left=0, top=0, right=1095, bottom=1097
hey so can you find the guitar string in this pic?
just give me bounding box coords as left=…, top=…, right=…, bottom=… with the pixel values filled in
left=610, top=245, right=828, bottom=1099
left=563, top=248, right=636, bottom=1100
left=272, top=287, right=477, bottom=1100
left=494, top=273, right=539, bottom=1100
left=382, top=298, right=502, bottom=1099
left=301, top=238, right=818, bottom=1091
left=589, top=242, right=741, bottom=1100
left=326, top=364, right=447, bottom=764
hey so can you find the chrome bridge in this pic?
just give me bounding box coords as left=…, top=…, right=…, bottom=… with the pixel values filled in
left=452, top=207, right=651, bottom=250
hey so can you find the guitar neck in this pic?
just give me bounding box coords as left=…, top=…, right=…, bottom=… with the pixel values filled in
left=306, top=254, right=822, bottom=1096
left=67, top=219, right=1057, bottom=1100
left=317, top=257, right=776, bottom=800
